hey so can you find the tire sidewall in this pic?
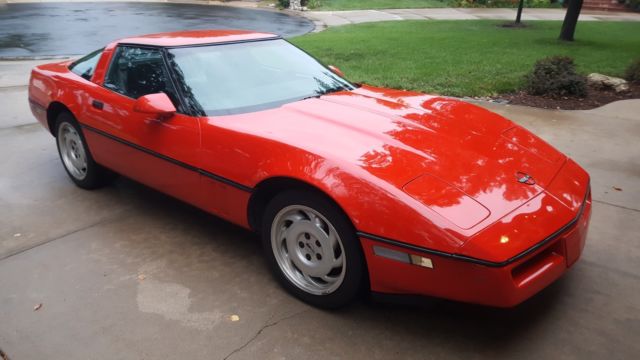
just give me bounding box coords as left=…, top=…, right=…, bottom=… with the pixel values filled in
left=55, top=112, right=102, bottom=189
left=261, top=189, right=365, bottom=309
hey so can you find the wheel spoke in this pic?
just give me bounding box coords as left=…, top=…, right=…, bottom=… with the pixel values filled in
left=281, top=226, right=295, bottom=246
left=321, top=275, right=336, bottom=283
left=283, top=211, right=305, bottom=224
left=302, top=208, right=319, bottom=225
left=327, top=231, right=338, bottom=249
left=332, top=253, right=343, bottom=268
left=313, top=215, right=324, bottom=230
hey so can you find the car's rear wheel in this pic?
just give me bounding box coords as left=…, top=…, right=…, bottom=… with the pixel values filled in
left=55, top=112, right=114, bottom=189
left=262, top=190, right=365, bottom=308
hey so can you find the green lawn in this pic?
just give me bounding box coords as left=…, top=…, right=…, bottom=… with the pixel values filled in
left=291, top=21, right=640, bottom=97
left=313, top=0, right=451, bottom=10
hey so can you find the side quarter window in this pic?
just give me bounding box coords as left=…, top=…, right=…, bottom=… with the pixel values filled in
left=104, top=46, right=181, bottom=109
left=69, top=48, right=103, bottom=81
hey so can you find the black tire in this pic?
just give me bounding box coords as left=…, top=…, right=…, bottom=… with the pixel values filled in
left=55, top=112, right=116, bottom=189
left=261, top=189, right=365, bottom=309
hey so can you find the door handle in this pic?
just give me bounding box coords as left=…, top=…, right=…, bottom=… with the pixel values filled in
left=92, top=100, right=104, bottom=110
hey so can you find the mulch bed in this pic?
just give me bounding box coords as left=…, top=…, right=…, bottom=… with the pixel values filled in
left=494, top=83, right=640, bottom=110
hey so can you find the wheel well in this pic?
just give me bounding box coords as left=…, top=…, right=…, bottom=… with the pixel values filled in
left=248, top=177, right=371, bottom=293
left=47, top=102, right=72, bottom=136
left=247, top=177, right=348, bottom=233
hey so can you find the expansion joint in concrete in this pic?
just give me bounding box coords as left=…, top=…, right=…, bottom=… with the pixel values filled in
left=223, top=309, right=310, bottom=360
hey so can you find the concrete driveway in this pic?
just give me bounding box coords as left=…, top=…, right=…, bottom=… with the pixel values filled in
left=1, top=60, right=639, bottom=359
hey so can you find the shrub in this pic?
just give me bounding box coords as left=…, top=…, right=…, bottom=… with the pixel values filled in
left=624, top=0, right=640, bottom=11
left=525, top=56, right=587, bottom=97
left=625, top=58, right=640, bottom=84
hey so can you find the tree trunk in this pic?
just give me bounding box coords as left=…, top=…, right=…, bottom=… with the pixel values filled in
left=515, top=0, right=525, bottom=24
left=559, top=0, right=584, bottom=41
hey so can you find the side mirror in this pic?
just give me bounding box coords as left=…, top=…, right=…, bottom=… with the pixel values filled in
left=133, top=93, right=176, bottom=120
left=328, top=65, right=345, bottom=78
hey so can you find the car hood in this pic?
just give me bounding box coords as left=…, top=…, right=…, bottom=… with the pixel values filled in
left=222, top=85, right=567, bottom=231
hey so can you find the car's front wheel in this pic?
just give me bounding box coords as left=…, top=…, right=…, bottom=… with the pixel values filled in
left=262, top=190, right=365, bottom=308
left=55, top=112, right=114, bottom=189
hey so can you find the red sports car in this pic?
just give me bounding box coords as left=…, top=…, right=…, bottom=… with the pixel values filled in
left=28, top=30, right=591, bottom=308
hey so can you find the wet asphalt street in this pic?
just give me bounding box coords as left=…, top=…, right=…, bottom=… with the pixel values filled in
left=0, top=2, right=313, bottom=58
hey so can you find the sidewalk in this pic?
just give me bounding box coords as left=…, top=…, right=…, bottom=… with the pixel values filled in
left=304, top=8, right=640, bottom=32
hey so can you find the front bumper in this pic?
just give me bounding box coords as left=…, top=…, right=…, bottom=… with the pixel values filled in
left=360, top=190, right=592, bottom=307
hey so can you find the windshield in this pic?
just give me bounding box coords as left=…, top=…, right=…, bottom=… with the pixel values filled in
left=166, top=39, right=355, bottom=116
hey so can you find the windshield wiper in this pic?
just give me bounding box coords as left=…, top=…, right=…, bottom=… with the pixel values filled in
left=322, top=86, right=348, bottom=95
left=301, top=94, right=321, bottom=101
left=301, top=87, right=348, bottom=101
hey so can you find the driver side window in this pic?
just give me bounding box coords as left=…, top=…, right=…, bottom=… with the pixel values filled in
left=104, top=46, right=180, bottom=108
